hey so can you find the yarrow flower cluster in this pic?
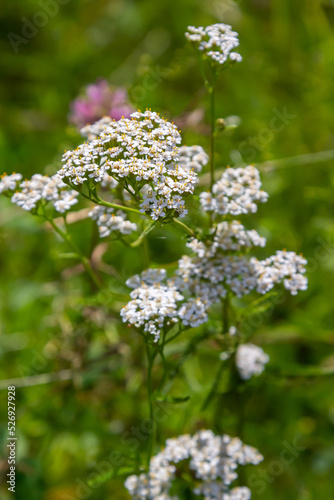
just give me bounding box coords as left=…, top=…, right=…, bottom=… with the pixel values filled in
left=176, top=244, right=307, bottom=302
left=200, top=166, right=268, bottom=216
left=185, top=24, right=242, bottom=66
left=89, top=206, right=137, bottom=238
left=121, top=269, right=207, bottom=341
left=0, top=173, right=22, bottom=193
left=125, top=430, right=263, bottom=500
left=80, top=116, right=114, bottom=141
left=236, top=344, right=270, bottom=380
left=254, top=251, right=308, bottom=295
left=9, top=174, right=79, bottom=213
left=188, top=220, right=266, bottom=256
left=59, top=110, right=198, bottom=220
left=178, top=145, right=209, bottom=173
left=159, top=165, right=308, bottom=307
left=69, top=79, right=134, bottom=129
left=122, top=165, right=307, bottom=335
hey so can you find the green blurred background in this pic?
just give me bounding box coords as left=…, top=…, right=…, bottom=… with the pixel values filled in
left=1, top=0, right=334, bottom=498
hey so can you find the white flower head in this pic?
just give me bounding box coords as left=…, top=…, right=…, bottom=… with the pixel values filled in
left=121, top=269, right=208, bottom=340
left=10, top=173, right=79, bottom=213
left=0, top=173, right=23, bottom=194
left=89, top=205, right=137, bottom=237
left=177, top=145, right=209, bottom=174
left=185, top=24, right=242, bottom=67
left=80, top=116, right=113, bottom=140
left=125, top=430, right=263, bottom=499
left=177, top=240, right=307, bottom=302
left=236, top=344, right=270, bottom=380
left=59, top=110, right=198, bottom=221
left=200, top=166, right=268, bottom=216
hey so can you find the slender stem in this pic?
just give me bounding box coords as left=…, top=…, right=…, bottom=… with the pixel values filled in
left=198, top=149, right=334, bottom=187
left=172, top=218, right=196, bottom=238
left=169, top=330, right=211, bottom=382
left=209, top=85, right=216, bottom=192
left=130, top=220, right=157, bottom=248
left=95, top=196, right=142, bottom=216
left=76, top=187, right=99, bottom=204
left=77, top=184, right=140, bottom=214
left=197, top=53, right=211, bottom=90
left=0, top=370, right=74, bottom=390
left=46, top=215, right=103, bottom=289
left=165, top=324, right=184, bottom=345
left=259, top=148, right=334, bottom=172
left=73, top=189, right=196, bottom=239
left=157, top=329, right=168, bottom=393
left=118, top=179, right=142, bottom=202
left=236, top=387, right=245, bottom=440
left=202, top=297, right=230, bottom=411
left=201, top=362, right=225, bottom=411
left=222, top=297, right=229, bottom=335
left=197, top=57, right=217, bottom=191
left=146, top=343, right=157, bottom=468
left=142, top=233, right=150, bottom=269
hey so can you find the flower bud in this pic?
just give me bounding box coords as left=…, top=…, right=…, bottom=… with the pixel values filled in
left=215, top=118, right=226, bottom=131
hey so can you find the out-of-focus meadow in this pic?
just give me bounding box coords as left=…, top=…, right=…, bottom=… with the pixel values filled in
left=1, top=0, right=334, bottom=499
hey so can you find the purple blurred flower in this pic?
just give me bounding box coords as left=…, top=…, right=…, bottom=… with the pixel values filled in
left=69, top=80, right=134, bottom=129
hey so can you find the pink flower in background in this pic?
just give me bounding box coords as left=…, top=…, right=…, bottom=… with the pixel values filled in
left=69, top=80, right=134, bottom=129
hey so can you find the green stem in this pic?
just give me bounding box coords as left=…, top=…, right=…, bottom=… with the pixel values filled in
left=165, top=324, right=184, bottom=345
left=130, top=221, right=157, bottom=248
left=46, top=215, right=103, bottom=289
left=258, top=149, right=334, bottom=172
left=222, top=297, right=229, bottom=335
left=201, top=362, right=225, bottom=411
left=197, top=57, right=217, bottom=190
left=197, top=54, right=211, bottom=90
left=81, top=189, right=197, bottom=241
left=146, top=343, right=158, bottom=468
left=157, top=329, right=168, bottom=393
left=142, top=234, right=150, bottom=269
left=209, top=85, right=216, bottom=192
left=73, top=186, right=197, bottom=240
left=236, top=387, right=245, bottom=440
left=169, top=330, right=211, bottom=382
left=172, top=218, right=196, bottom=238
left=118, top=180, right=142, bottom=202
left=198, top=149, right=334, bottom=187
left=202, top=297, right=230, bottom=411
left=95, top=195, right=142, bottom=215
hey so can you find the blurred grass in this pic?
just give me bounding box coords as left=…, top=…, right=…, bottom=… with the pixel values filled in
left=1, top=0, right=334, bottom=499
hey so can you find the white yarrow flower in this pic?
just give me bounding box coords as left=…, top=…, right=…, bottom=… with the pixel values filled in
left=10, top=174, right=79, bottom=213
left=121, top=269, right=208, bottom=340
left=0, top=173, right=23, bottom=193
left=125, top=430, right=263, bottom=499
left=59, top=110, right=198, bottom=221
left=200, top=166, right=269, bottom=216
left=89, top=205, right=137, bottom=237
left=186, top=24, right=242, bottom=67
left=236, top=344, right=270, bottom=380
left=177, top=145, right=209, bottom=173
